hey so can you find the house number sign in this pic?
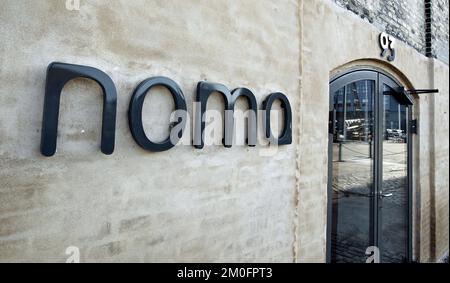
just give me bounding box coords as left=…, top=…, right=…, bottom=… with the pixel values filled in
left=379, top=32, right=397, bottom=62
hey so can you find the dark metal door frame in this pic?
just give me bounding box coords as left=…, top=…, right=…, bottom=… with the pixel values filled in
left=378, top=73, right=413, bottom=263
left=327, top=69, right=413, bottom=263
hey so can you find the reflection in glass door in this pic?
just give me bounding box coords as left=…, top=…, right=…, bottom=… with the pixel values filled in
left=330, top=79, right=375, bottom=263
left=379, top=77, right=410, bottom=263
left=327, top=70, right=412, bottom=263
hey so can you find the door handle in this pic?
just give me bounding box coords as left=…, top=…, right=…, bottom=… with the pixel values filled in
left=329, top=109, right=337, bottom=135
left=380, top=193, right=393, bottom=198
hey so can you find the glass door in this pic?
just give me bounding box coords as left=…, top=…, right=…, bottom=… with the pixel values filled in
left=327, top=70, right=412, bottom=263
left=328, top=73, right=377, bottom=263
left=378, top=74, right=412, bottom=263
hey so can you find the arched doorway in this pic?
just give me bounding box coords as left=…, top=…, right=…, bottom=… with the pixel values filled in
left=327, top=69, right=413, bottom=263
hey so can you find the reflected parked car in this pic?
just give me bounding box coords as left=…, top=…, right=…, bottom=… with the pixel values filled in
left=386, top=129, right=406, bottom=143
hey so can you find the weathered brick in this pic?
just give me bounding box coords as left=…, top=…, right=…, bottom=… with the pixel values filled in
left=332, top=0, right=449, bottom=64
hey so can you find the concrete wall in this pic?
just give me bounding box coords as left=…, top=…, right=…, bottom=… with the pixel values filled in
left=430, top=59, right=449, bottom=262
left=0, top=0, right=448, bottom=263
left=0, top=0, right=300, bottom=263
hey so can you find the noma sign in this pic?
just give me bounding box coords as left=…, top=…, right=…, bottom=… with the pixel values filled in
left=40, top=62, right=293, bottom=157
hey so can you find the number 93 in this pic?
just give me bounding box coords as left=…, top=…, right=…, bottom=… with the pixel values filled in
left=379, top=32, right=396, bottom=62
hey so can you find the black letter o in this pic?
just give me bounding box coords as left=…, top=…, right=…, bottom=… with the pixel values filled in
left=262, top=92, right=293, bottom=145
left=129, top=77, right=187, bottom=152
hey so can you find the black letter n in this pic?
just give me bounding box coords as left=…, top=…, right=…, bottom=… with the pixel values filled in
left=40, top=62, right=117, bottom=157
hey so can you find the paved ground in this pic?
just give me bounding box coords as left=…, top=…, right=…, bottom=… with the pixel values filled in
left=331, top=234, right=405, bottom=263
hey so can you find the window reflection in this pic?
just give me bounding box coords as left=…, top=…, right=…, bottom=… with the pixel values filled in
left=331, top=80, right=375, bottom=263
left=380, top=87, right=408, bottom=263
left=333, top=81, right=374, bottom=143
left=384, top=94, right=407, bottom=144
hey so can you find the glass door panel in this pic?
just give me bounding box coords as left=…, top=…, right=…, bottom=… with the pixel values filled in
left=330, top=80, right=375, bottom=263
left=379, top=84, right=409, bottom=263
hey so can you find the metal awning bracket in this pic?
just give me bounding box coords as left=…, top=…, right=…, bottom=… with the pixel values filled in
left=385, top=87, right=439, bottom=106
left=405, top=88, right=439, bottom=95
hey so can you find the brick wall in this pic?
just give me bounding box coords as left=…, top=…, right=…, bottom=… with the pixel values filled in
left=430, top=0, right=449, bottom=64
left=332, top=0, right=449, bottom=64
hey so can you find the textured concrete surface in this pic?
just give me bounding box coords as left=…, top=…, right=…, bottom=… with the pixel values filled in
left=0, top=0, right=300, bottom=263
left=0, top=0, right=448, bottom=263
